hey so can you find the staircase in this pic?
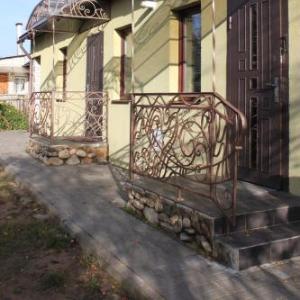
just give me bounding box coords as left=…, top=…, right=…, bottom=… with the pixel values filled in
left=211, top=183, right=300, bottom=270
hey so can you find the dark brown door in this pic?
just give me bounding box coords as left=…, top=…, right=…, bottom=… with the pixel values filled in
left=227, top=0, right=288, bottom=189
left=86, top=32, right=104, bottom=138
left=86, top=32, right=104, bottom=92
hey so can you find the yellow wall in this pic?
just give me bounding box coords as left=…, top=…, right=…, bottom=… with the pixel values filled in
left=288, top=0, right=300, bottom=195
left=200, top=0, right=227, bottom=97
left=29, top=0, right=227, bottom=168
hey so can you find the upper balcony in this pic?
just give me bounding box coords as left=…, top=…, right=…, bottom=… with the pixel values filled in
left=20, top=0, right=110, bottom=40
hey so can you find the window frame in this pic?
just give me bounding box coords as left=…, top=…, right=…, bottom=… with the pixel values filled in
left=118, top=25, right=132, bottom=99
left=178, top=5, right=201, bottom=93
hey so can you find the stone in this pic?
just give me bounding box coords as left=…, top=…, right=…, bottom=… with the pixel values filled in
left=183, top=217, right=191, bottom=228
left=184, top=228, right=196, bottom=235
left=180, top=232, right=193, bottom=242
left=47, top=157, right=64, bottom=166
left=158, top=213, right=169, bottom=223
left=76, top=149, right=87, bottom=158
left=154, top=200, right=164, bottom=213
left=140, top=197, right=148, bottom=204
left=87, top=152, right=96, bottom=159
left=170, top=215, right=180, bottom=225
left=126, top=202, right=136, bottom=212
left=69, top=148, right=77, bottom=155
left=33, top=213, right=50, bottom=221
left=19, top=196, right=32, bottom=205
left=128, top=192, right=135, bottom=201
left=146, top=198, right=155, bottom=208
left=144, top=207, right=159, bottom=225
left=95, top=147, right=108, bottom=159
left=132, top=200, right=144, bottom=211
left=160, top=222, right=174, bottom=233
left=196, top=235, right=212, bottom=254
left=58, top=149, right=70, bottom=159
left=66, top=155, right=80, bottom=166
left=134, top=193, right=142, bottom=200
left=170, top=215, right=183, bottom=233
left=47, top=151, right=58, bottom=157
left=81, top=157, right=93, bottom=165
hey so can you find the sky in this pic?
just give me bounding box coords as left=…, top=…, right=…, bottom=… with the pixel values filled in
left=0, top=0, right=38, bottom=58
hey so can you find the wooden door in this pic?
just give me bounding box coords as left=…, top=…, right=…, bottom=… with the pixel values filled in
left=86, top=32, right=104, bottom=92
left=227, top=0, right=289, bottom=189
left=86, top=32, right=104, bottom=138
left=0, top=74, right=8, bottom=94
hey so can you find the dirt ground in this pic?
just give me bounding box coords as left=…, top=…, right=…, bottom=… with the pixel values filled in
left=0, top=166, right=130, bottom=300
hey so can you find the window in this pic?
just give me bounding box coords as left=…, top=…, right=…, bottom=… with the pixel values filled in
left=179, top=7, right=201, bottom=92
left=119, top=26, right=132, bottom=98
left=60, top=47, right=67, bottom=96
left=14, top=77, right=26, bottom=94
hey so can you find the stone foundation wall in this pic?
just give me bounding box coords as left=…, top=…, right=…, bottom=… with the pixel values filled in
left=126, top=185, right=214, bottom=256
left=27, top=139, right=108, bottom=166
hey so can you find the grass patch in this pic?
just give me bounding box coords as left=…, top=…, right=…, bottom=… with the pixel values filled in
left=0, top=103, right=28, bottom=130
left=0, top=220, right=72, bottom=258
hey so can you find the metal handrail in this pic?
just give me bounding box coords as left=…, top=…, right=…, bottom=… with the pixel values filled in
left=129, top=92, right=247, bottom=225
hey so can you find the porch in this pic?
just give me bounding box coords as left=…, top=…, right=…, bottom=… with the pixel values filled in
left=27, top=91, right=108, bottom=165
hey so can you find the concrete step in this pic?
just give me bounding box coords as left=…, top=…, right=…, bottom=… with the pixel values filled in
left=213, top=203, right=300, bottom=236
left=214, top=221, right=300, bottom=270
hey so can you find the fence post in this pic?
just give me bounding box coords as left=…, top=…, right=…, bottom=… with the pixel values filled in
left=50, top=91, right=55, bottom=143
left=129, top=94, right=135, bottom=181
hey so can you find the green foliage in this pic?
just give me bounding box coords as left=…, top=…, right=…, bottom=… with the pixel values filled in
left=0, top=103, right=28, bottom=130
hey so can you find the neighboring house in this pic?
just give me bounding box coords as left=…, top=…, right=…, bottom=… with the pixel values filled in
left=0, top=55, right=29, bottom=98
left=0, top=23, right=30, bottom=113
left=19, top=0, right=300, bottom=269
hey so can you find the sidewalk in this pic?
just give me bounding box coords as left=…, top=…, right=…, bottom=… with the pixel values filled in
left=1, top=131, right=300, bottom=300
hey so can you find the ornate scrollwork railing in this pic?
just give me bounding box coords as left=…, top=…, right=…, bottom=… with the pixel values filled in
left=27, top=0, right=110, bottom=31
left=129, top=93, right=247, bottom=223
left=29, top=91, right=108, bottom=143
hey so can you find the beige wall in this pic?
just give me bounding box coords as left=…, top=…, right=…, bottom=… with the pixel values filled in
left=201, top=0, right=227, bottom=96
left=29, top=0, right=227, bottom=168
left=288, top=0, right=300, bottom=195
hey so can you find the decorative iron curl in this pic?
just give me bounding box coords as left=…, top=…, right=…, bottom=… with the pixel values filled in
left=130, top=93, right=247, bottom=224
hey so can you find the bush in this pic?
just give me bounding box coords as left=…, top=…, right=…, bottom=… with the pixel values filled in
left=0, top=103, right=28, bottom=130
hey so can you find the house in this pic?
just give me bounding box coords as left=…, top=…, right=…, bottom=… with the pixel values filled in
left=0, top=23, right=30, bottom=113
left=20, top=0, right=300, bottom=270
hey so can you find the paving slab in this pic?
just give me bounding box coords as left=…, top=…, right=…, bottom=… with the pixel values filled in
left=1, top=131, right=300, bottom=299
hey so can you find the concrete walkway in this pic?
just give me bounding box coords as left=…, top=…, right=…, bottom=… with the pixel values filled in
left=1, top=131, right=300, bottom=299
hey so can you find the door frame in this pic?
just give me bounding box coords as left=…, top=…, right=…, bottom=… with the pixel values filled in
left=226, top=0, right=289, bottom=191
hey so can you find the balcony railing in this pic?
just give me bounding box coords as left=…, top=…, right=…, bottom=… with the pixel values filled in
left=29, top=91, right=108, bottom=143
left=129, top=93, right=247, bottom=224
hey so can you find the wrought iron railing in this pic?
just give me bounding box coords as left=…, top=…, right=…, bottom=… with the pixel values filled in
left=129, top=93, right=247, bottom=224
left=27, top=0, right=110, bottom=31
left=29, top=91, right=108, bottom=143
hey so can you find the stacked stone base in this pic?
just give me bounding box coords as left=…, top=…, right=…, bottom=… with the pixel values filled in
left=27, top=138, right=108, bottom=166
left=126, top=184, right=214, bottom=256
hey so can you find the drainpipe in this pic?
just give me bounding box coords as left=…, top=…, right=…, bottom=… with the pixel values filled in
left=18, top=38, right=33, bottom=96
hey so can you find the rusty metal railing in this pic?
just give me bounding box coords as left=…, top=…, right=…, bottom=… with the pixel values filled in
left=29, top=91, right=108, bottom=143
left=129, top=92, right=247, bottom=224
